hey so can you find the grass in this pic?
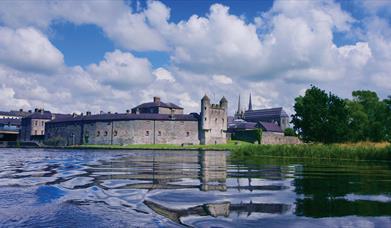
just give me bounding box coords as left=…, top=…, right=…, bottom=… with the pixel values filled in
left=231, top=143, right=391, bottom=161
left=71, top=141, right=391, bottom=161
left=75, top=140, right=251, bottom=150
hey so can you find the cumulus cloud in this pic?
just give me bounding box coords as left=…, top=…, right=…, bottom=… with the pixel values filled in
left=153, top=67, right=175, bottom=82
left=0, top=27, right=64, bottom=73
left=212, top=74, right=233, bottom=85
left=0, top=0, right=167, bottom=51
left=0, top=0, right=390, bottom=117
left=87, top=50, right=154, bottom=90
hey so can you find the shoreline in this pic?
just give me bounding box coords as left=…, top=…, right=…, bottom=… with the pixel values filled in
left=2, top=141, right=390, bottom=162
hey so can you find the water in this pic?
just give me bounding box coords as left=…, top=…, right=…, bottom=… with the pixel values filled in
left=0, top=148, right=390, bottom=227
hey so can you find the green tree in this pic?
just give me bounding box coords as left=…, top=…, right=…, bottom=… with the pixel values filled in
left=284, top=128, right=296, bottom=136
left=292, top=86, right=349, bottom=143
left=351, top=91, right=387, bottom=141
left=383, top=96, right=391, bottom=141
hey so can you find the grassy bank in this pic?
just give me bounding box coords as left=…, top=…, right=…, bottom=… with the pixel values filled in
left=75, top=140, right=251, bottom=150
left=231, top=142, right=391, bottom=161
left=73, top=141, right=391, bottom=161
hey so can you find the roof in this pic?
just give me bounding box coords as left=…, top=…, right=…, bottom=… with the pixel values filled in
left=47, top=113, right=198, bottom=124
left=228, top=119, right=282, bottom=133
left=244, top=107, right=289, bottom=122
left=0, top=110, right=30, bottom=117
left=258, top=121, right=283, bottom=133
left=133, top=101, right=183, bottom=110
left=23, top=111, right=53, bottom=120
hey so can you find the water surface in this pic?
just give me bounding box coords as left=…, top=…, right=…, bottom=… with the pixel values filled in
left=0, top=148, right=390, bottom=227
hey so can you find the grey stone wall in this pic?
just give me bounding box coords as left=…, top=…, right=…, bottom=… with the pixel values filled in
left=261, top=132, right=301, bottom=145
left=200, top=97, right=227, bottom=145
left=46, top=119, right=199, bottom=146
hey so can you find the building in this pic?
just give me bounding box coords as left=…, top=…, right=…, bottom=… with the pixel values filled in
left=45, top=96, right=228, bottom=146
left=20, top=109, right=70, bottom=142
left=0, top=109, right=31, bottom=142
left=233, top=94, right=290, bottom=131
left=200, top=95, right=228, bottom=144
left=0, top=109, right=30, bottom=120
left=131, top=96, right=183, bottom=114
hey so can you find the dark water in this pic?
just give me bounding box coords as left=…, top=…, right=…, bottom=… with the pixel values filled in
left=0, top=149, right=390, bottom=227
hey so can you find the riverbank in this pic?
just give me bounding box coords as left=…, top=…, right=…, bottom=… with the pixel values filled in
left=72, top=141, right=391, bottom=161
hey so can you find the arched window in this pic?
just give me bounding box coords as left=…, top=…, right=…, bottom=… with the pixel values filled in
left=97, top=131, right=100, bottom=137
left=158, top=131, right=162, bottom=136
left=114, top=130, right=118, bottom=136
left=104, top=131, right=108, bottom=136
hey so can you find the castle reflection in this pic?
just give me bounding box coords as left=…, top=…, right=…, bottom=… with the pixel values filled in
left=86, top=150, right=291, bottom=224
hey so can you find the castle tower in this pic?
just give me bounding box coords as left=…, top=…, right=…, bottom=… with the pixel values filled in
left=200, top=95, right=228, bottom=145
left=248, top=93, right=252, bottom=111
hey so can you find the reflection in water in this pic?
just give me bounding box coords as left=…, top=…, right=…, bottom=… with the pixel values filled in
left=0, top=149, right=390, bottom=227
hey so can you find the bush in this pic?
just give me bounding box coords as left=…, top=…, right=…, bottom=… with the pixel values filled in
left=44, top=136, right=65, bottom=146
left=284, top=128, right=296, bottom=136
left=232, top=128, right=262, bottom=144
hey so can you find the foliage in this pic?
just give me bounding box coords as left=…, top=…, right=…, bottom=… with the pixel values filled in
left=284, top=128, right=296, bottom=136
left=291, top=86, right=349, bottom=143
left=231, top=129, right=262, bottom=144
left=231, top=143, right=391, bottom=161
left=44, top=136, right=66, bottom=146
left=292, top=86, right=391, bottom=143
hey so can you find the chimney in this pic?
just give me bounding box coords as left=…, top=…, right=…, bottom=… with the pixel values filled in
left=72, top=113, right=77, bottom=117
left=108, top=111, right=111, bottom=114
left=34, top=108, right=38, bottom=113
left=80, top=113, right=84, bottom=116
left=19, top=109, right=23, bottom=112
left=153, top=96, right=161, bottom=104
left=126, top=109, right=130, bottom=114
left=28, top=110, right=32, bottom=113
left=39, top=109, right=44, bottom=114
left=100, top=111, right=104, bottom=114
left=86, top=111, right=91, bottom=116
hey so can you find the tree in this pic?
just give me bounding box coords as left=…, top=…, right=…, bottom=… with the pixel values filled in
left=291, top=86, right=349, bottom=143
left=284, top=128, right=296, bottom=136
left=351, top=91, right=388, bottom=141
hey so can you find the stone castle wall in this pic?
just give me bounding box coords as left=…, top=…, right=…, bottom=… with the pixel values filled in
left=46, top=119, right=199, bottom=146
left=261, top=132, right=301, bottom=145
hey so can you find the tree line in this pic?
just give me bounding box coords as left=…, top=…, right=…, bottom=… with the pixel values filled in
left=291, top=86, right=391, bottom=143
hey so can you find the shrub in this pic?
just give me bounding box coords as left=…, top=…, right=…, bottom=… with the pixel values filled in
left=284, top=128, right=296, bottom=136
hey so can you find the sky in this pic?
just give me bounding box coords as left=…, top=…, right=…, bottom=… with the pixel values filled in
left=0, top=0, right=390, bottom=116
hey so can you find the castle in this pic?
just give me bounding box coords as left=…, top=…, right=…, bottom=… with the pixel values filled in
left=44, top=95, right=227, bottom=146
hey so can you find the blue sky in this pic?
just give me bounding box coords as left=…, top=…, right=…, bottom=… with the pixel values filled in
left=0, top=0, right=390, bottom=114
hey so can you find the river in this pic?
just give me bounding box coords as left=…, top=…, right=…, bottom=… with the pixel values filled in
left=0, top=148, right=390, bottom=227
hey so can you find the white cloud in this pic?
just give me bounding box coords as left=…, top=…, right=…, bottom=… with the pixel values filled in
left=0, top=27, right=64, bottom=73
left=0, top=0, right=168, bottom=51
left=153, top=67, right=175, bottom=82
left=87, top=50, right=154, bottom=90
left=0, top=0, right=390, bottom=117
left=212, top=74, right=233, bottom=85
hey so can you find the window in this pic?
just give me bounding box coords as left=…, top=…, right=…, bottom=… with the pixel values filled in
left=97, top=131, right=100, bottom=137
left=204, top=107, right=207, bottom=110
left=114, top=130, right=118, bottom=136
left=34, top=130, right=37, bottom=135
left=35, top=121, right=38, bottom=126
left=146, top=131, right=150, bottom=136
left=41, top=121, right=44, bottom=126
left=186, top=132, right=190, bottom=137
left=104, top=131, right=108, bottom=136
left=158, top=131, right=161, bottom=136
left=215, top=118, right=218, bottom=123
left=204, top=117, right=207, bottom=121
left=222, top=118, right=224, bottom=123
left=41, top=130, right=44, bottom=135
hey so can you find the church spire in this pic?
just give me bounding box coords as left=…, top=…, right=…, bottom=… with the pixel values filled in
left=248, top=93, right=252, bottom=111
left=237, top=94, right=241, bottom=114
